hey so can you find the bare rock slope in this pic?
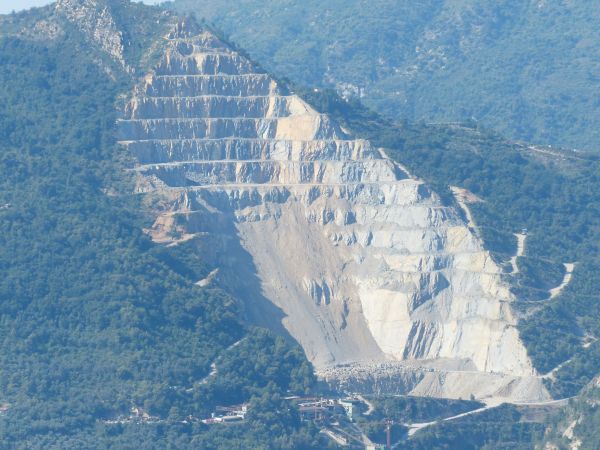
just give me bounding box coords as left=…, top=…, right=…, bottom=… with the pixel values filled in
left=118, top=22, right=549, bottom=402
left=56, top=0, right=128, bottom=69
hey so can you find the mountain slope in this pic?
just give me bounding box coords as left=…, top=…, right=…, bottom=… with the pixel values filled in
left=170, top=0, right=600, bottom=152
left=1, top=0, right=599, bottom=447
left=296, top=89, right=600, bottom=399
left=0, top=2, right=321, bottom=448
left=116, top=19, right=551, bottom=402
left=540, top=377, right=600, bottom=449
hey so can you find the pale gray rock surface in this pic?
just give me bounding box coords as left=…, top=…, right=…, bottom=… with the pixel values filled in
left=56, top=0, right=128, bottom=69
left=118, top=21, right=549, bottom=402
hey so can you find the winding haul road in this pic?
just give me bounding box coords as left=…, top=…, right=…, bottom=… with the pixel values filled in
left=549, top=262, right=575, bottom=300
left=402, top=396, right=571, bottom=441
left=510, top=232, right=527, bottom=274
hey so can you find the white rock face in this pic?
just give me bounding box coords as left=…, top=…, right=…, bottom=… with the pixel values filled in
left=56, top=0, right=128, bottom=69
left=118, top=22, right=549, bottom=402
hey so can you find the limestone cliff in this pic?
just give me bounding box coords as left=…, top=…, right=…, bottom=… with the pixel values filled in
left=56, top=0, right=128, bottom=68
left=54, top=0, right=174, bottom=73
left=118, top=21, right=549, bottom=402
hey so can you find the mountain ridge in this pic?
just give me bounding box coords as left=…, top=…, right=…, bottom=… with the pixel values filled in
left=170, top=0, right=600, bottom=153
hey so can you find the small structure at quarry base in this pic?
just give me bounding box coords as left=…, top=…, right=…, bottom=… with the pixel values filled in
left=118, top=21, right=549, bottom=403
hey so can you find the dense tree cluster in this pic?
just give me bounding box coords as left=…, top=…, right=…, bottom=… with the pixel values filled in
left=405, top=405, right=545, bottom=450
left=0, top=15, right=322, bottom=449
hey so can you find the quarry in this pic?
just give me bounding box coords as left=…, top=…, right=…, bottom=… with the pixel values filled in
left=118, top=21, right=550, bottom=403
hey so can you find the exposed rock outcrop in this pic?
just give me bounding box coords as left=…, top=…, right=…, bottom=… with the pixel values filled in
left=56, top=0, right=128, bottom=69
left=117, top=22, right=549, bottom=402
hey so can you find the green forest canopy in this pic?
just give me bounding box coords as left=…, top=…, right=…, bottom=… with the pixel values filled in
left=172, top=0, right=600, bottom=153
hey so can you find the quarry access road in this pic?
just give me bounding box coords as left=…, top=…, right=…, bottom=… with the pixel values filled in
left=520, top=261, right=576, bottom=308
left=548, top=262, right=575, bottom=299
left=510, top=232, right=527, bottom=274
left=511, top=397, right=572, bottom=407
left=542, top=356, right=576, bottom=381
left=402, top=396, right=571, bottom=441
left=357, top=394, right=375, bottom=416
left=199, top=337, right=245, bottom=385
left=403, top=402, right=498, bottom=438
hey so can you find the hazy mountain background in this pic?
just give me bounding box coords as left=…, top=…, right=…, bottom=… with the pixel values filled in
left=170, top=0, right=600, bottom=153
left=0, top=0, right=161, bottom=14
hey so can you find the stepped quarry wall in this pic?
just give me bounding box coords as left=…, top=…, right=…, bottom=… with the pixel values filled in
left=118, top=22, right=549, bottom=403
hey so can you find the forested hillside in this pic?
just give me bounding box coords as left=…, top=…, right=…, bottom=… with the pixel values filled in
left=540, top=377, right=600, bottom=449
left=171, top=0, right=600, bottom=152
left=0, top=4, right=322, bottom=448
